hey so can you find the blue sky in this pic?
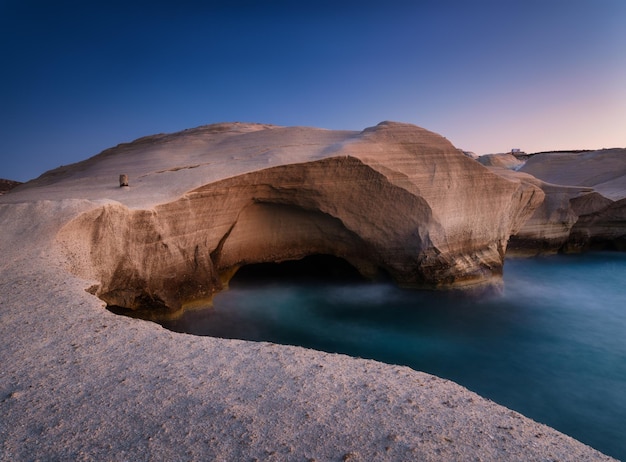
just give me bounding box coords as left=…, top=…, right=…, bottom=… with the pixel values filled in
left=1, top=0, right=625, bottom=181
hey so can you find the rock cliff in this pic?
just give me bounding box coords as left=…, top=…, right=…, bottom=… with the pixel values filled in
left=54, top=122, right=543, bottom=313
left=482, top=149, right=626, bottom=254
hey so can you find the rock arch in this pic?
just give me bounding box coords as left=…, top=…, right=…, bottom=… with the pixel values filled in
left=57, top=155, right=541, bottom=314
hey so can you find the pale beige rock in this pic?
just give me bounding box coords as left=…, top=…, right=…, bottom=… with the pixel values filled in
left=0, top=123, right=616, bottom=461
left=566, top=197, right=626, bottom=251
left=498, top=169, right=594, bottom=254
left=55, top=122, right=543, bottom=311
left=484, top=149, right=626, bottom=254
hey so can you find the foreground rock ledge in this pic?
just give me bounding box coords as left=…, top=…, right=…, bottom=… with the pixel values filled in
left=54, top=122, right=543, bottom=312
left=0, top=122, right=615, bottom=461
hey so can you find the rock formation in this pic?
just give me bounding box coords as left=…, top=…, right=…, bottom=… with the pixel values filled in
left=478, top=153, right=526, bottom=170
left=520, top=149, right=626, bottom=201
left=0, top=122, right=619, bottom=461
left=481, top=149, right=626, bottom=254
left=54, top=122, right=543, bottom=313
left=0, top=178, right=22, bottom=195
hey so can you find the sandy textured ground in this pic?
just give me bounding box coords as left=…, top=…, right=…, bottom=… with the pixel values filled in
left=0, top=123, right=617, bottom=461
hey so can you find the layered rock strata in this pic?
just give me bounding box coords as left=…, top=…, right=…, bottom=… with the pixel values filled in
left=56, top=122, right=543, bottom=312
left=0, top=122, right=619, bottom=460
left=482, top=149, right=626, bottom=254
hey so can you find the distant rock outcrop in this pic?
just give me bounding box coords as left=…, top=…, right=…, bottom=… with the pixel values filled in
left=55, top=122, right=543, bottom=313
left=478, top=153, right=525, bottom=170
left=520, top=148, right=626, bottom=201
left=1, top=123, right=621, bottom=462
left=565, top=198, right=626, bottom=251
left=480, top=149, right=626, bottom=254
left=0, top=178, right=22, bottom=195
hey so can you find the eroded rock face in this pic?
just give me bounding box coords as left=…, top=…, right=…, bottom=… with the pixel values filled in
left=0, top=178, right=22, bottom=195
left=565, top=198, right=626, bottom=251
left=508, top=179, right=594, bottom=254
left=56, top=122, right=543, bottom=312
left=483, top=149, right=626, bottom=254
left=520, top=149, right=626, bottom=201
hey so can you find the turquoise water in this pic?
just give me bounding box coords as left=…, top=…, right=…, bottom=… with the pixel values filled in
left=160, top=252, right=626, bottom=460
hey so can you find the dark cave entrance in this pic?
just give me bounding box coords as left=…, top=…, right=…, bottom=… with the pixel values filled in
left=229, top=254, right=369, bottom=287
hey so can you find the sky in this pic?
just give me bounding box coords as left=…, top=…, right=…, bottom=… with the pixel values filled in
left=1, top=0, right=625, bottom=182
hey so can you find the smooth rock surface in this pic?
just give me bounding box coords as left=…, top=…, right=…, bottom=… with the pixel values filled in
left=520, top=149, right=626, bottom=201
left=479, top=149, right=626, bottom=254
left=49, top=122, right=543, bottom=312
left=0, top=144, right=615, bottom=461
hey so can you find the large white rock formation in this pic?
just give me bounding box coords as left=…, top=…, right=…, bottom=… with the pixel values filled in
left=0, top=122, right=616, bottom=461
left=481, top=149, right=626, bottom=253
left=44, top=122, right=544, bottom=312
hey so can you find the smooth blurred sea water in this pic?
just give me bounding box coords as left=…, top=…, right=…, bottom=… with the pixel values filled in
left=160, top=252, right=626, bottom=460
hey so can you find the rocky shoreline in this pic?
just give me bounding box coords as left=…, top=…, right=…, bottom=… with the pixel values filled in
left=1, top=121, right=623, bottom=461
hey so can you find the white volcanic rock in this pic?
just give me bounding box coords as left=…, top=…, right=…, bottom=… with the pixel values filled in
left=52, top=122, right=543, bottom=312
left=486, top=167, right=593, bottom=254
left=484, top=149, right=626, bottom=253
left=566, top=197, right=626, bottom=251
left=520, top=149, right=626, bottom=201
left=0, top=122, right=615, bottom=461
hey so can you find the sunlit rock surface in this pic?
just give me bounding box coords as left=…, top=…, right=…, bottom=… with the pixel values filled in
left=51, top=122, right=543, bottom=312
left=478, top=153, right=525, bottom=170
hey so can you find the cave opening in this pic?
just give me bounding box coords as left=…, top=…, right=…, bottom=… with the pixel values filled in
left=229, top=254, right=369, bottom=287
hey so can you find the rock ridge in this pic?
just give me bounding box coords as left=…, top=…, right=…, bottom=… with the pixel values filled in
left=54, top=122, right=543, bottom=313
left=0, top=122, right=619, bottom=461
left=0, top=178, right=22, bottom=195
left=480, top=149, right=626, bottom=254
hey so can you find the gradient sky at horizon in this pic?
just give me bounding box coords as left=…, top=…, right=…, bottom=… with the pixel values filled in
left=1, top=0, right=625, bottom=182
